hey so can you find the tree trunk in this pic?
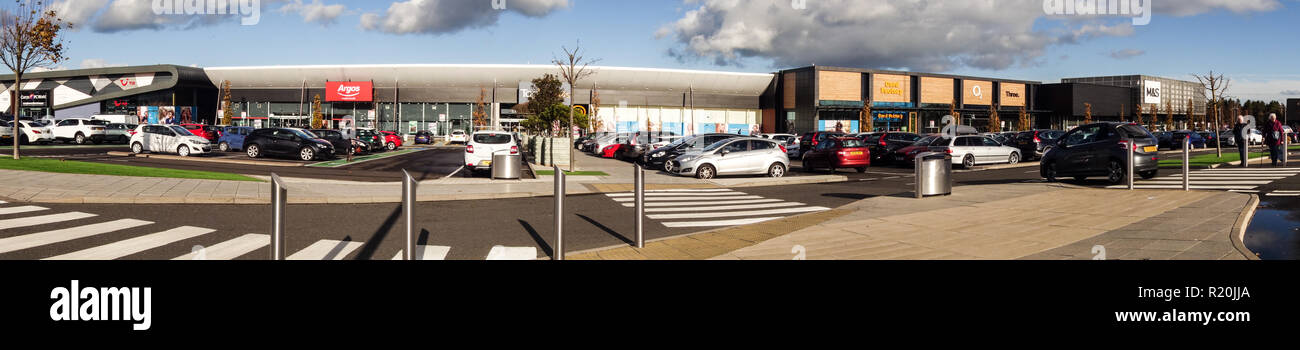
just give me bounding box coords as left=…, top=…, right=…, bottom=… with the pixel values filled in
left=12, top=72, right=21, bottom=160
left=568, top=86, right=575, bottom=172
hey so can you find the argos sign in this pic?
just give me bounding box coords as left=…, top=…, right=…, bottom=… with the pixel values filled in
left=327, top=81, right=374, bottom=102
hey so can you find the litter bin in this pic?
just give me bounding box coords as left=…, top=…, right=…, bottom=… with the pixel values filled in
left=915, top=152, right=952, bottom=198
left=492, top=152, right=522, bottom=180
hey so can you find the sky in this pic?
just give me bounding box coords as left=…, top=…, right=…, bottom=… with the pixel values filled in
left=13, top=0, right=1300, bottom=102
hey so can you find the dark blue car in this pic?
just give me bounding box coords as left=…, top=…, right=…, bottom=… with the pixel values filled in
left=1170, top=131, right=1207, bottom=149
left=414, top=131, right=433, bottom=145
left=218, top=126, right=255, bottom=152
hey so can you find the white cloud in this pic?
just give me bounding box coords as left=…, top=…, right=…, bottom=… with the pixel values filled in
left=279, top=0, right=346, bottom=26
left=360, top=0, right=569, bottom=35
left=51, top=0, right=109, bottom=29
left=1108, top=49, right=1145, bottom=60
left=1229, top=78, right=1300, bottom=103
left=80, top=58, right=125, bottom=69
left=1153, top=0, right=1283, bottom=16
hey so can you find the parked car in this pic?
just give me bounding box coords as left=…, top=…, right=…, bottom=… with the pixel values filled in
left=14, top=120, right=54, bottom=144
left=669, top=138, right=790, bottom=179
left=378, top=131, right=403, bottom=151
left=448, top=130, right=469, bottom=144
left=217, top=126, right=255, bottom=152
left=308, top=129, right=355, bottom=155
left=1196, top=131, right=1219, bottom=147
left=354, top=129, right=384, bottom=152
left=414, top=131, right=433, bottom=145
left=643, top=133, right=741, bottom=172
left=1040, top=122, right=1159, bottom=185
left=52, top=118, right=108, bottom=144
left=891, top=135, right=941, bottom=165
left=1012, top=129, right=1065, bottom=160
left=101, top=123, right=136, bottom=144
left=129, top=124, right=212, bottom=157
left=575, top=132, right=612, bottom=151
left=464, top=131, right=519, bottom=172
left=1285, top=126, right=1297, bottom=143
left=761, top=133, right=799, bottom=145
left=0, top=121, right=10, bottom=144
left=180, top=124, right=222, bottom=143
left=1169, top=131, right=1207, bottom=149
left=243, top=128, right=336, bottom=161
left=1248, top=129, right=1264, bottom=145
left=797, top=131, right=848, bottom=159
left=930, top=135, right=1022, bottom=168
left=620, top=132, right=682, bottom=160
left=800, top=137, right=870, bottom=173
left=859, top=132, right=921, bottom=165
left=590, top=133, right=631, bottom=156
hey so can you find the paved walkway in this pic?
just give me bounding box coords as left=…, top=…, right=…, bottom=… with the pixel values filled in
left=568, top=183, right=1256, bottom=261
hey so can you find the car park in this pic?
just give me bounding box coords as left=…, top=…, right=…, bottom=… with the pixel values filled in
left=103, top=123, right=136, bottom=144
left=218, top=126, right=254, bottom=152
left=414, top=131, right=433, bottom=145
left=797, top=131, right=847, bottom=159
left=308, top=129, right=355, bottom=155
left=668, top=138, right=789, bottom=179
left=1040, top=122, right=1159, bottom=185
left=859, top=132, right=921, bottom=165
left=13, top=120, right=54, bottom=145
left=448, top=130, right=469, bottom=144
left=464, top=131, right=519, bottom=172
left=931, top=135, right=1022, bottom=168
left=1012, top=130, right=1065, bottom=160
left=243, top=128, right=336, bottom=161
left=129, top=125, right=212, bottom=157
left=643, top=133, right=740, bottom=172
left=1169, top=131, right=1207, bottom=149
left=800, top=137, right=869, bottom=173
left=52, top=118, right=108, bottom=144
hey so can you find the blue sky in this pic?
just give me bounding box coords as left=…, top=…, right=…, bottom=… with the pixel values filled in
left=31, top=0, right=1300, bottom=102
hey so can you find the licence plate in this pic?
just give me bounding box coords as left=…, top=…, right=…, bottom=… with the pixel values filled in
left=483, top=161, right=492, bottom=166
left=850, top=151, right=864, bottom=156
left=1143, top=146, right=1157, bottom=153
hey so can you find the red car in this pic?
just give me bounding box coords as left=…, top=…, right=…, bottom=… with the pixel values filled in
left=801, top=137, right=870, bottom=173
left=600, top=143, right=628, bottom=159
left=891, top=135, right=941, bottom=165
left=180, top=124, right=222, bottom=142
left=378, top=131, right=403, bottom=151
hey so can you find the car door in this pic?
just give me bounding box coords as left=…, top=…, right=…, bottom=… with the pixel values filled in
left=713, top=140, right=751, bottom=175
left=981, top=137, right=1007, bottom=163
left=1057, top=125, right=1102, bottom=174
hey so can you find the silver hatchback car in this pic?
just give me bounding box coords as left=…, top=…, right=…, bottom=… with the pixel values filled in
left=669, top=137, right=790, bottom=179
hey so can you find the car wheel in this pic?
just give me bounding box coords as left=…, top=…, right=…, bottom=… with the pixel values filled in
left=963, top=154, right=976, bottom=168
left=246, top=144, right=261, bottom=158
left=800, top=155, right=814, bottom=172
left=1140, top=170, right=1158, bottom=180
left=177, top=145, right=191, bottom=157
left=387, top=142, right=397, bottom=151
left=75, top=133, right=86, bottom=145
left=131, top=142, right=144, bottom=154
left=696, top=164, right=716, bottom=180
left=1107, top=160, right=1126, bottom=185
left=1042, top=162, right=1059, bottom=182
left=219, top=142, right=230, bottom=152
left=1008, top=153, right=1020, bottom=165
left=768, top=163, right=786, bottom=178
left=857, top=167, right=868, bottom=173
left=663, top=161, right=676, bottom=174
left=300, top=147, right=316, bottom=161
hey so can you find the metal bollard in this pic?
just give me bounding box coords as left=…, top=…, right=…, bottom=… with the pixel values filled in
left=554, top=167, right=566, bottom=260
left=915, top=155, right=923, bottom=199
left=1127, top=142, right=1135, bottom=190
left=1183, top=137, right=1191, bottom=191
left=271, top=173, right=287, bottom=261
left=634, top=164, right=645, bottom=249
left=402, top=170, right=418, bottom=260
left=1284, top=137, right=1290, bottom=167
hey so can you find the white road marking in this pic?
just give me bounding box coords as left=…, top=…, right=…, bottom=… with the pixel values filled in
left=0, top=206, right=49, bottom=215
left=1272, top=190, right=1300, bottom=193
left=443, top=165, right=466, bottom=179
left=645, top=202, right=805, bottom=213
left=0, top=219, right=153, bottom=255
left=1265, top=193, right=1300, bottom=197
left=46, top=226, right=214, bottom=260
left=611, top=195, right=765, bottom=202
left=1107, top=185, right=1259, bottom=190
left=1135, top=180, right=1274, bottom=185
left=0, top=212, right=97, bottom=231
left=621, top=199, right=785, bottom=208
left=1229, top=190, right=1261, bottom=193
left=485, top=246, right=538, bottom=260
left=173, top=234, right=269, bottom=260
left=649, top=206, right=830, bottom=220
left=662, top=217, right=783, bottom=228
left=288, top=240, right=364, bottom=260
left=390, top=245, right=451, bottom=260
left=645, top=189, right=735, bottom=193
left=606, top=192, right=748, bottom=198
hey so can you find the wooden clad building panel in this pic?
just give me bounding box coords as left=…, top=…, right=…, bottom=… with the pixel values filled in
left=963, top=80, right=993, bottom=105
left=817, top=71, right=861, bottom=102
left=783, top=73, right=797, bottom=109
left=1001, top=83, right=1026, bottom=107
left=871, top=74, right=910, bottom=103
left=920, top=77, right=954, bottom=104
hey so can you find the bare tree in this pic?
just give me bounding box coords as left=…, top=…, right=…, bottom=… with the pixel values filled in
left=860, top=101, right=872, bottom=132
left=1193, top=71, right=1231, bottom=156
left=1018, top=106, right=1030, bottom=131
left=988, top=103, right=1001, bottom=132
left=1083, top=103, right=1093, bottom=125
left=220, top=80, right=234, bottom=126
left=553, top=42, right=599, bottom=172
left=1, top=0, right=68, bottom=160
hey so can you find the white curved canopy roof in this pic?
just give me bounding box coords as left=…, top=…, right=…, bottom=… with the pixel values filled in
left=203, top=64, right=774, bottom=96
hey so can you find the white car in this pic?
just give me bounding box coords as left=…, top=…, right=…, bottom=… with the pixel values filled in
left=670, top=138, right=790, bottom=179
left=0, top=120, right=10, bottom=143
left=1249, top=129, right=1264, bottom=145
left=464, top=131, right=518, bottom=172
left=931, top=135, right=1021, bottom=168
left=14, top=120, right=54, bottom=144
left=448, top=130, right=469, bottom=144
left=129, top=124, right=212, bottom=157
left=52, top=118, right=108, bottom=144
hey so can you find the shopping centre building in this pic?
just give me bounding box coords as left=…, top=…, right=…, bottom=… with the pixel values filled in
left=0, top=63, right=1216, bottom=136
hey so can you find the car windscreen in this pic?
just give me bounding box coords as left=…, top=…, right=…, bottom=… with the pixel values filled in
left=473, top=133, right=513, bottom=144
left=702, top=139, right=732, bottom=152
left=1040, top=131, right=1064, bottom=140
left=85, top=120, right=108, bottom=126
left=913, top=136, right=938, bottom=146
left=292, top=129, right=319, bottom=139
left=891, top=133, right=921, bottom=142
left=314, top=130, right=340, bottom=138
left=169, top=126, right=194, bottom=136
left=1117, top=125, right=1155, bottom=140
left=839, top=139, right=865, bottom=148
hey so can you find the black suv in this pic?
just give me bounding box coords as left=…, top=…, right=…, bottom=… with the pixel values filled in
left=859, top=132, right=921, bottom=165
left=1041, top=123, right=1159, bottom=185
left=309, top=129, right=356, bottom=155
left=643, top=133, right=739, bottom=171
left=1013, top=129, right=1065, bottom=160
left=244, top=128, right=336, bottom=161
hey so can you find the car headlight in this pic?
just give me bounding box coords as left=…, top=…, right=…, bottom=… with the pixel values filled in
left=652, top=152, right=666, bottom=158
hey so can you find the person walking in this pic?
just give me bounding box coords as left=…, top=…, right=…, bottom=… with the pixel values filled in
left=1233, top=115, right=1249, bottom=168
left=1266, top=114, right=1285, bottom=166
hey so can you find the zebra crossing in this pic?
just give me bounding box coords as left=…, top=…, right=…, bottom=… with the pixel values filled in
left=605, top=188, right=831, bottom=228
left=0, top=205, right=536, bottom=261
left=1105, top=167, right=1300, bottom=192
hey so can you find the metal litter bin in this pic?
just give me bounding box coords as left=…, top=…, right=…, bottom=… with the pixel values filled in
left=915, top=152, right=952, bottom=198
left=492, top=152, right=522, bottom=180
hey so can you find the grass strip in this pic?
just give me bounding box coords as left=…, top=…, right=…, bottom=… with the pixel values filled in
left=0, top=157, right=261, bottom=182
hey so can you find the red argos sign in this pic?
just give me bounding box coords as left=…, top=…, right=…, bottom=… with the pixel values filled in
left=326, top=81, right=373, bottom=102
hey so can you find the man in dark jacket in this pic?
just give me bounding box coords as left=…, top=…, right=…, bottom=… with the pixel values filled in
left=1266, top=114, right=1286, bottom=166
left=1232, top=116, right=1249, bottom=168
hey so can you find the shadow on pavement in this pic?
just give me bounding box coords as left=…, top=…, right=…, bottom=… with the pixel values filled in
left=518, top=219, right=553, bottom=259
left=353, top=205, right=401, bottom=260
left=577, top=214, right=634, bottom=246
